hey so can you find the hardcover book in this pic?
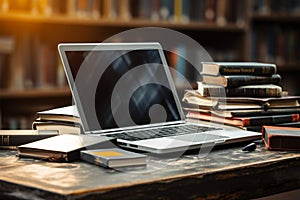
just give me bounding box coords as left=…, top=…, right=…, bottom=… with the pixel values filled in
left=33, top=105, right=82, bottom=135
left=186, top=111, right=300, bottom=127
left=18, top=134, right=116, bottom=162
left=0, top=130, right=58, bottom=149
left=197, top=82, right=282, bottom=97
left=201, top=74, right=281, bottom=88
left=262, top=126, right=300, bottom=151
left=184, top=107, right=300, bottom=119
left=201, top=62, right=277, bottom=76
left=183, top=90, right=300, bottom=111
left=80, top=148, right=147, bottom=168
left=32, top=121, right=81, bottom=135
left=36, top=105, right=80, bottom=124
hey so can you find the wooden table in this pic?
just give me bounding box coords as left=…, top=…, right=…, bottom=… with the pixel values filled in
left=0, top=142, right=299, bottom=200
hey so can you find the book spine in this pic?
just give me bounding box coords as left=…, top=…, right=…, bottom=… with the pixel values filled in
left=81, top=152, right=108, bottom=167
left=226, top=74, right=281, bottom=88
left=230, top=109, right=300, bottom=117
left=241, top=114, right=300, bottom=127
left=268, top=136, right=300, bottom=151
left=226, top=86, right=282, bottom=98
left=0, top=134, right=57, bottom=146
left=218, top=65, right=277, bottom=75
left=200, top=85, right=282, bottom=97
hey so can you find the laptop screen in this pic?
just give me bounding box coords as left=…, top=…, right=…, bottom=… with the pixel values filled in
left=63, top=44, right=182, bottom=132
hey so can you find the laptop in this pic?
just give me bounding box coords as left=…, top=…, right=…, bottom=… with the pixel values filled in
left=58, top=42, right=260, bottom=154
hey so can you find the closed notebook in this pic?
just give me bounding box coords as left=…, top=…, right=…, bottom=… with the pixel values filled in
left=80, top=148, right=147, bottom=168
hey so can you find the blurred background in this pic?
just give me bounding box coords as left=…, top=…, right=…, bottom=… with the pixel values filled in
left=0, top=0, right=299, bottom=129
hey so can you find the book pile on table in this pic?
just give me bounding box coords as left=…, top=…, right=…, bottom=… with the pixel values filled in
left=32, top=105, right=82, bottom=134
left=183, top=62, right=300, bottom=132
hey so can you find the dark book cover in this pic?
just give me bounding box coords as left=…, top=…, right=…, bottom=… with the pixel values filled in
left=202, top=74, right=281, bottom=88
left=0, top=130, right=58, bottom=148
left=240, top=114, right=300, bottom=127
left=262, top=126, right=300, bottom=151
left=198, top=82, right=282, bottom=98
left=201, top=62, right=277, bottom=76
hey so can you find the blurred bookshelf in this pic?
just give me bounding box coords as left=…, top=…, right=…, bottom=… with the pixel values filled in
left=249, top=0, right=300, bottom=96
left=0, top=0, right=299, bottom=129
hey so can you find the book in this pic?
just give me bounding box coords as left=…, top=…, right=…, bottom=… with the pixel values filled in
left=0, top=130, right=58, bottom=149
left=32, top=121, right=81, bottom=135
left=201, top=62, right=277, bottom=76
left=183, top=90, right=300, bottom=111
left=201, top=74, right=281, bottom=88
left=35, top=105, right=80, bottom=124
left=246, top=121, right=300, bottom=133
left=197, top=82, right=282, bottom=97
left=80, top=148, right=147, bottom=168
left=262, top=126, right=300, bottom=151
left=186, top=111, right=300, bottom=127
left=184, top=106, right=300, bottom=119
left=33, top=105, right=81, bottom=135
left=18, top=134, right=117, bottom=162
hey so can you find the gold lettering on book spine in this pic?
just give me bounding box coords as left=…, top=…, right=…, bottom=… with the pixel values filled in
left=222, top=68, right=255, bottom=73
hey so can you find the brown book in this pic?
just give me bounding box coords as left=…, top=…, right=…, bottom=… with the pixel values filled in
left=186, top=111, right=299, bottom=127
left=185, top=106, right=300, bottom=119
left=262, top=126, right=300, bottom=151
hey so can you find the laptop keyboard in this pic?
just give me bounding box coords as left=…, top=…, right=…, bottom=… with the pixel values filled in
left=108, top=124, right=222, bottom=141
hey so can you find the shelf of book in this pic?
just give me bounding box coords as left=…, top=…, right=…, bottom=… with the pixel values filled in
left=249, top=0, right=300, bottom=95
left=0, top=12, right=246, bottom=32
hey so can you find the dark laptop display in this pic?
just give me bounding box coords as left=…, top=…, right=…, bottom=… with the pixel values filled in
left=65, top=49, right=181, bottom=131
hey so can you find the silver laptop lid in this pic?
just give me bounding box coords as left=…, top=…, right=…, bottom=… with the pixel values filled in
left=58, top=42, right=185, bottom=133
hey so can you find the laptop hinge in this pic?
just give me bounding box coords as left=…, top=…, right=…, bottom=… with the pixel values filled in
left=87, top=120, right=186, bottom=134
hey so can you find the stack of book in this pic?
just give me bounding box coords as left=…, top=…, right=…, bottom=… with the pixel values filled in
left=199, top=62, right=282, bottom=97
left=183, top=62, right=300, bottom=132
left=32, top=105, right=81, bottom=135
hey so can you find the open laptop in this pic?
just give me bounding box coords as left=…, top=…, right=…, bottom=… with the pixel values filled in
left=58, top=42, right=260, bottom=154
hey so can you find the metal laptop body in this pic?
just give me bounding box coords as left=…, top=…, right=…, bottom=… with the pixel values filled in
left=58, top=42, right=260, bottom=154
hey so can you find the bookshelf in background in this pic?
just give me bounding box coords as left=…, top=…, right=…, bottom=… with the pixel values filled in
left=0, top=0, right=249, bottom=129
left=249, top=0, right=300, bottom=96
left=0, top=0, right=299, bottom=129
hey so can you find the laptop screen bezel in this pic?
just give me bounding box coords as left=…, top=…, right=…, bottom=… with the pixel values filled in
left=58, top=42, right=186, bottom=133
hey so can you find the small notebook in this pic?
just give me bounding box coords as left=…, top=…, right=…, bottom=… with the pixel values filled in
left=80, top=148, right=147, bottom=168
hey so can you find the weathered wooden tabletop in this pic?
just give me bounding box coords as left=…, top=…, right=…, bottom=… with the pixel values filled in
left=0, top=142, right=299, bottom=200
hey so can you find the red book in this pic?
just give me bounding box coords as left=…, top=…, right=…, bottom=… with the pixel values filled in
left=262, top=126, right=300, bottom=151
